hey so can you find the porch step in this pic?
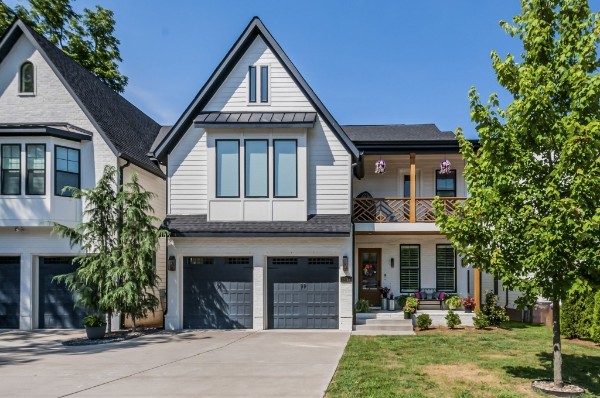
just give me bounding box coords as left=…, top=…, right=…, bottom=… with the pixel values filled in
left=353, top=314, right=414, bottom=335
left=352, top=330, right=415, bottom=336
left=354, top=324, right=414, bottom=332
left=361, top=319, right=411, bottom=326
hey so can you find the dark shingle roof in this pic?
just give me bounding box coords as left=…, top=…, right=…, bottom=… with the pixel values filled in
left=342, top=124, right=456, bottom=142
left=5, top=21, right=163, bottom=176
left=163, top=214, right=351, bottom=237
left=194, top=112, right=317, bottom=128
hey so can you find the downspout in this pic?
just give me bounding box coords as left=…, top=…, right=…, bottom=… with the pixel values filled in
left=163, top=158, right=169, bottom=319
left=350, top=154, right=362, bottom=327
left=118, top=159, right=131, bottom=329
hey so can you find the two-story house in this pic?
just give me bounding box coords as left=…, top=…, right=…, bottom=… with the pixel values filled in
left=0, top=20, right=166, bottom=330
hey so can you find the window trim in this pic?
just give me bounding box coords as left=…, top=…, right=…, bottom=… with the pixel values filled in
left=260, top=65, right=269, bottom=103
left=248, top=66, right=257, bottom=103
left=215, top=139, right=240, bottom=198
left=26, top=144, right=46, bottom=196
left=435, top=244, right=457, bottom=293
left=435, top=169, right=457, bottom=197
left=244, top=139, right=269, bottom=198
left=1, top=144, right=22, bottom=195
left=54, top=145, right=81, bottom=197
left=273, top=139, right=298, bottom=198
left=19, top=61, right=35, bottom=95
left=399, top=244, right=420, bottom=293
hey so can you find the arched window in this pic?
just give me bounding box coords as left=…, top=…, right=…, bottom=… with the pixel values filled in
left=20, top=62, right=34, bottom=93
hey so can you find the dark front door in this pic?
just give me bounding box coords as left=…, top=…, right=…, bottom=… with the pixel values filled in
left=267, top=257, right=339, bottom=329
left=183, top=257, right=253, bottom=329
left=39, top=257, right=85, bottom=329
left=0, top=256, right=21, bottom=328
left=358, top=248, right=382, bottom=306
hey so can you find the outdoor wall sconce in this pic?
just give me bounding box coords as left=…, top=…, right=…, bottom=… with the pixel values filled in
left=391, top=258, right=395, bottom=268
left=168, top=256, right=176, bottom=271
left=342, top=256, right=348, bottom=272
left=159, top=289, right=167, bottom=312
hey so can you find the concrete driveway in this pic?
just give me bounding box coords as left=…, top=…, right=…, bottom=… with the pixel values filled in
left=0, top=329, right=349, bottom=397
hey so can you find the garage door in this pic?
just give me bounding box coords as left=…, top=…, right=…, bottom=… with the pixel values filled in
left=268, top=257, right=339, bottom=329
left=183, top=257, right=253, bottom=329
left=39, top=257, right=85, bottom=329
left=0, top=257, right=20, bottom=329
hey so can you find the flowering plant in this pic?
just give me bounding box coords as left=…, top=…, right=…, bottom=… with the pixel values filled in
left=439, top=159, right=451, bottom=174
left=462, top=296, right=476, bottom=309
left=375, top=159, right=386, bottom=174
left=402, top=305, right=416, bottom=314
left=362, top=263, right=375, bottom=277
left=378, top=286, right=390, bottom=298
left=389, top=293, right=394, bottom=300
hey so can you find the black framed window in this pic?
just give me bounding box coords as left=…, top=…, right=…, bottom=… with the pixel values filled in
left=273, top=140, right=297, bottom=198
left=1, top=144, right=21, bottom=195
left=26, top=144, right=45, bottom=195
left=400, top=245, right=420, bottom=292
left=216, top=140, right=240, bottom=197
left=55, top=145, right=80, bottom=197
left=20, top=62, right=34, bottom=93
left=403, top=175, right=410, bottom=198
left=260, top=66, right=268, bottom=103
left=436, top=244, right=456, bottom=292
left=248, top=66, right=257, bottom=103
left=244, top=140, right=268, bottom=197
left=436, top=170, right=456, bottom=197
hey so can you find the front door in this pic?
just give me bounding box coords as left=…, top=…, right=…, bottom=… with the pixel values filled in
left=358, top=248, right=381, bottom=306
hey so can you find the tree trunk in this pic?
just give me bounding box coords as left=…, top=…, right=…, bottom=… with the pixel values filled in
left=131, top=316, right=136, bottom=332
left=552, top=300, right=563, bottom=388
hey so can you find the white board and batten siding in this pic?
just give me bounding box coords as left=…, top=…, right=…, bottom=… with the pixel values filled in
left=168, top=35, right=352, bottom=219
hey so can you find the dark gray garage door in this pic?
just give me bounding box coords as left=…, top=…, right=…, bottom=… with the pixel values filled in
left=0, top=257, right=20, bottom=329
left=183, top=257, right=253, bottom=329
left=268, top=257, right=339, bottom=329
left=39, top=257, right=85, bottom=329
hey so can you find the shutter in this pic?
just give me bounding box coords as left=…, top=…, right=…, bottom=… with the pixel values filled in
left=436, top=245, right=456, bottom=292
left=400, top=245, right=420, bottom=292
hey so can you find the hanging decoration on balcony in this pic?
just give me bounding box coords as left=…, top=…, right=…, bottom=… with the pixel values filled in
left=375, top=159, right=386, bottom=174
left=439, top=159, right=451, bottom=175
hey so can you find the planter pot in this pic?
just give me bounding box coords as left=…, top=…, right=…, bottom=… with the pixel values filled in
left=388, top=300, right=396, bottom=311
left=465, top=307, right=474, bottom=313
left=404, top=312, right=412, bottom=319
left=381, top=298, right=388, bottom=310
left=85, top=325, right=106, bottom=340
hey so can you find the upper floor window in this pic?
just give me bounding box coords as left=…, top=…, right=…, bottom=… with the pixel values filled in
left=436, top=170, right=456, bottom=197
left=248, top=65, right=269, bottom=103
left=55, top=145, right=80, bottom=197
left=273, top=140, right=297, bottom=197
left=245, top=140, right=268, bottom=197
left=216, top=140, right=240, bottom=197
left=26, top=144, right=45, bottom=195
left=1, top=144, right=21, bottom=195
left=20, top=62, right=34, bottom=94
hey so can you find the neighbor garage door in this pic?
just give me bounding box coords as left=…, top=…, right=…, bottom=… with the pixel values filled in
left=39, top=257, right=85, bottom=329
left=183, top=257, right=253, bottom=329
left=0, top=256, right=20, bottom=329
left=268, top=257, right=339, bottom=329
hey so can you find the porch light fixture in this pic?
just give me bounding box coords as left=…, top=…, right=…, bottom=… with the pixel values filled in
left=390, top=258, right=394, bottom=268
left=439, top=159, right=451, bottom=174
left=168, top=256, right=176, bottom=271
left=342, top=256, right=348, bottom=272
left=375, top=159, right=386, bottom=174
left=159, top=289, right=167, bottom=312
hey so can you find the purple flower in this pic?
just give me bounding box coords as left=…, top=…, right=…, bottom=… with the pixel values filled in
left=440, top=159, right=451, bottom=175
left=375, top=159, right=386, bottom=174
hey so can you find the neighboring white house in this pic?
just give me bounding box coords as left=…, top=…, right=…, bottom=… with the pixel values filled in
left=0, top=20, right=166, bottom=330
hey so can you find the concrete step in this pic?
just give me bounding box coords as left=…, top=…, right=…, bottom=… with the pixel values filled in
left=356, top=311, right=407, bottom=320
left=352, top=330, right=415, bottom=336
left=354, top=324, right=414, bottom=332
left=357, top=319, right=413, bottom=326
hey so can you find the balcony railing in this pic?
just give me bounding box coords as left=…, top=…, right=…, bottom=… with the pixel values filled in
left=353, top=197, right=466, bottom=223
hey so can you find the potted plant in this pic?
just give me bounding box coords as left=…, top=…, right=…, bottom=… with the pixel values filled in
left=403, top=296, right=419, bottom=319
left=84, top=315, right=107, bottom=340
left=388, top=293, right=396, bottom=311
left=462, top=296, right=476, bottom=313
left=445, top=295, right=462, bottom=310
left=378, top=286, right=390, bottom=310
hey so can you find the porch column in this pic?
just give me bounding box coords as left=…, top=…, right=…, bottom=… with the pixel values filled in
left=474, top=267, right=481, bottom=313
left=409, top=153, right=416, bottom=222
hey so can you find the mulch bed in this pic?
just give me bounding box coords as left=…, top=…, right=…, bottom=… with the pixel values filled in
left=62, top=327, right=161, bottom=346
left=532, top=380, right=586, bottom=396
left=414, top=326, right=511, bottom=334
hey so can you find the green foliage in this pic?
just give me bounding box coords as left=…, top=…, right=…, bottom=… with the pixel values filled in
left=473, top=313, right=490, bottom=329
left=355, top=299, right=371, bottom=313
left=416, top=314, right=432, bottom=330
left=445, top=295, right=463, bottom=309
left=445, top=309, right=462, bottom=329
left=481, top=292, right=510, bottom=326
left=83, top=314, right=106, bottom=327
left=561, top=289, right=596, bottom=339
left=396, top=295, right=408, bottom=308
left=592, top=291, right=600, bottom=344
left=405, top=296, right=419, bottom=309
left=0, top=0, right=127, bottom=92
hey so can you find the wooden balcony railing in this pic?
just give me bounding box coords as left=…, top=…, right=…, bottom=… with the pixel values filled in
left=353, top=197, right=466, bottom=223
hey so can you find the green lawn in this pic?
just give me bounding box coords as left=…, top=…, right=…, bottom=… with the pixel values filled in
left=326, top=322, right=599, bottom=398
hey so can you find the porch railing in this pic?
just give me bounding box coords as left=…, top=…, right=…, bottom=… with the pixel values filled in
left=353, top=197, right=466, bottom=223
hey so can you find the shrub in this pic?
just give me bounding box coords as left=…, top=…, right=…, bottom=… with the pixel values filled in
left=561, top=290, right=595, bottom=339
left=396, top=295, right=408, bottom=308
left=416, top=314, right=432, bottom=330
left=445, top=309, right=462, bottom=329
left=355, top=299, right=371, bottom=313
left=481, top=292, right=509, bottom=326
left=445, top=296, right=463, bottom=309
left=592, top=292, right=600, bottom=344
left=473, top=313, right=490, bottom=329
left=83, top=314, right=106, bottom=327
left=405, top=296, right=419, bottom=309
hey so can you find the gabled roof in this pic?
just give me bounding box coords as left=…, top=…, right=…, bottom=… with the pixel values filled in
left=343, top=124, right=456, bottom=142
left=151, top=16, right=359, bottom=160
left=0, top=19, right=164, bottom=177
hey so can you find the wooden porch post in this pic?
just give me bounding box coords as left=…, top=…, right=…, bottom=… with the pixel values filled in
left=409, top=153, right=416, bottom=222
left=474, top=267, right=481, bottom=313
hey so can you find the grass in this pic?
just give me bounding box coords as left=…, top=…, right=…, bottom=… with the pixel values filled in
left=326, top=322, right=599, bottom=398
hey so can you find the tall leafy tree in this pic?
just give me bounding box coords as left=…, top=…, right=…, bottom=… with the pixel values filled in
left=0, top=0, right=127, bottom=92
left=435, top=0, right=599, bottom=389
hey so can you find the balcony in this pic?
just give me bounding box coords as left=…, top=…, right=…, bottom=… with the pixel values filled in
left=353, top=197, right=465, bottom=223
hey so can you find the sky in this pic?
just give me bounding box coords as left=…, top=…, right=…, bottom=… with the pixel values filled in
left=7, top=0, right=598, bottom=138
